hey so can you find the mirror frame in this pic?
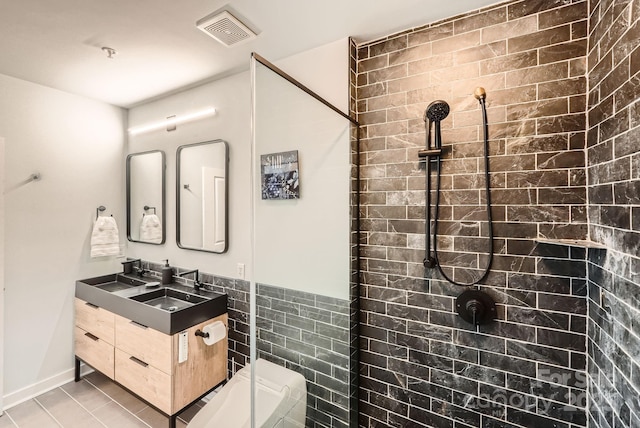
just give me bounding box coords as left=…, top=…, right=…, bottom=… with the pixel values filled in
left=126, top=150, right=166, bottom=245
left=176, top=139, right=229, bottom=253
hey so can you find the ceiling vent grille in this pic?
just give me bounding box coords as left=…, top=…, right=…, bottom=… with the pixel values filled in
left=196, top=11, right=256, bottom=47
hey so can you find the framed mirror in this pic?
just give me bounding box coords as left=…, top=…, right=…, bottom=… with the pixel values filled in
left=126, top=150, right=166, bottom=244
left=176, top=139, right=228, bottom=253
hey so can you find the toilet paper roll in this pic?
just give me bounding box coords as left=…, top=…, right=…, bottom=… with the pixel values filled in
left=202, top=321, right=226, bottom=346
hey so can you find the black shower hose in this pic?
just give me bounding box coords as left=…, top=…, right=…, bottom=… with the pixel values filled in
left=430, top=98, right=494, bottom=286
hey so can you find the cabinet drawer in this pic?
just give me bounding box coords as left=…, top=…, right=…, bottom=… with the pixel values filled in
left=115, top=349, right=171, bottom=414
left=75, top=298, right=115, bottom=345
left=75, top=327, right=114, bottom=379
left=115, top=314, right=172, bottom=374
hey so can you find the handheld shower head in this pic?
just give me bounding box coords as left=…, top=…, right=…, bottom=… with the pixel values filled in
left=424, top=100, right=450, bottom=122
left=424, top=100, right=449, bottom=152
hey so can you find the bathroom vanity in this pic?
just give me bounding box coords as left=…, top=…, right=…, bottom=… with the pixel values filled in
left=74, top=274, right=228, bottom=427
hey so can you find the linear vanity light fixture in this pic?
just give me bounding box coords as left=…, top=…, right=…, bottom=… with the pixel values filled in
left=128, top=107, right=217, bottom=135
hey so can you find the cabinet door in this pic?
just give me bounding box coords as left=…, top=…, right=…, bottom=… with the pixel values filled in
left=172, top=314, right=228, bottom=411
left=115, top=349, right=171, bottom=414
left=75, top=298, right=115, bottom=345
left=114, top=314, right=172, bottom=374
left=74, top=327, right=114, bottom=379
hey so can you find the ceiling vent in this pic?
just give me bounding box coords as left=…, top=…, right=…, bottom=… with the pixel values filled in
left=196, top=11, right=257, bottom=47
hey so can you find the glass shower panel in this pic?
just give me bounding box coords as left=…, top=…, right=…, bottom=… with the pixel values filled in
left=250, top=54, right=357, bottom=427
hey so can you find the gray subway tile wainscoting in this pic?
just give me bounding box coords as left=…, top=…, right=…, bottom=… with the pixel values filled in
left=256, top=284, right=353, bottom=427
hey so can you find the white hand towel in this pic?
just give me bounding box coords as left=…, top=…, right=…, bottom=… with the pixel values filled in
left=90, top=216, right=120, bottom=258
left=140, top=214, right=162, bottom=244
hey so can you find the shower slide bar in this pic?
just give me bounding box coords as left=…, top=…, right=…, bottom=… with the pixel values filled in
left=421, top=87, right=494, bottom=287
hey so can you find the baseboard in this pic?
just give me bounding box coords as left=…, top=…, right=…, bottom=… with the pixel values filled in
left=2, top=363, right=93, bottom=410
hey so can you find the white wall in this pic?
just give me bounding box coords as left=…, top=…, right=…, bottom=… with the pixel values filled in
left=0, top=74, right=126, bottom=405
left=275, top=38, right=349, bottom=112
left=127, top=71, right=252, bottom=278
left=127, top=39, right=350, bottom=297
left=0, top=137, right=5, bottom=412
left=254, top=39, right=351, bottom=299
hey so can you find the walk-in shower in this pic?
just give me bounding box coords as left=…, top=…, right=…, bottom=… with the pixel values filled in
left=419, top=87, right=496, bottom=325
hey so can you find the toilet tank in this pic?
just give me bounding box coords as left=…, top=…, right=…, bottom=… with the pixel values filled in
left=249, top=359, right=307, bottom=427
left=186, top=359, right=307, bottom=428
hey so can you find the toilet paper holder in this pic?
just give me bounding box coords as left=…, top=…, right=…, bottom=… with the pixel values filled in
left=195, top=329, right=209, bottom=338
left=195, top=321, right=227, bottom=346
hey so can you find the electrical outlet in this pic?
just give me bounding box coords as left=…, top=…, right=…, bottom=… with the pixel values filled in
left=237, top=263, right=245, bottom=279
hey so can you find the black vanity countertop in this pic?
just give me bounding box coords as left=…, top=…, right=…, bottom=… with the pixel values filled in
left=75, top=273, right=228, bottom=335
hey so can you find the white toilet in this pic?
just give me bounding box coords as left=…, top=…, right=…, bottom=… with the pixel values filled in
left=187, top=359, right=307, bottom=428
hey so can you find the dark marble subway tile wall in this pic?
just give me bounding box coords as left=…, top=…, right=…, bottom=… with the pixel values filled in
left=587, top=0, right=640, bottom=426
left=353, top=0, right=589, bottom=427
left=587, top=252, right=640, bottom=428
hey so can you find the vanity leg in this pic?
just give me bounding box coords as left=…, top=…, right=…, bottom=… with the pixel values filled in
left=169, top=414, right=177, bottom=428
left=74, top=358, right=81, bottom=382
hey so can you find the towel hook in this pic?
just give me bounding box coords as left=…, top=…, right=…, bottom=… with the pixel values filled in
left=96, top=206, right=106, bottom=219
left=143, top=205, right=156, bottom=216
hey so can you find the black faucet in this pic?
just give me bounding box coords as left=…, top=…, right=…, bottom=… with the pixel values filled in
left=178, top=269, right=203, bottom=292
left=122, top=259, right=147, bottom=277
left=121, top=258, right=142, bottom=275
left=134, top=265, right=148, bottom=278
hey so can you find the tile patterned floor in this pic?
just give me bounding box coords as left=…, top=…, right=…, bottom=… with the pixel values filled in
left=0, top=371, right=205, bottom=428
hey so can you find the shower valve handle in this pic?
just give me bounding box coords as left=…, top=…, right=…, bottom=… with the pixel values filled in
left=456, top=290, right=496, bottom=325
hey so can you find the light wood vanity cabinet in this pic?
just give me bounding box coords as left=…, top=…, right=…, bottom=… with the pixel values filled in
left=74, top=299, right=115, bottom=378
left=74, top=297, right=228, bottom=416
left=115, top=314, right=172, bottom=373
left=115, top=348, right=172, bottom=412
